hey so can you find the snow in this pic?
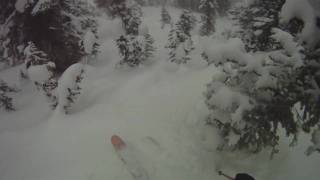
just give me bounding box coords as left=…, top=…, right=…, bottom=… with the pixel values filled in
left=31, top=0, right=53, bottom=15
left=15, top=0, right=34, bottom=13
left=116, top=142, right=149, bottom=180
left=206, top=82, right=252, bottom=125
left=271, top=28, right=304, bottom=68
left=280, top=0, right=320, bottom=48
left=83, top=31, right=97, bottom=54
left=27, top=63, right=54, bottom=83
left=306, top=128, right=320, bottom=155
left=57, top=63, right=86, bottom=113
left=202, top=37, right=262, bottom=73
left=139, top=22, right=149, bottom=36
left=0, top=6, right=319, bottom=180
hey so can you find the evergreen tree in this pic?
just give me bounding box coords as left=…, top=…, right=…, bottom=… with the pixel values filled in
left=109, top=0, right=128, bottom=18
left=166, top=10, right=195, bottom=64
left=0, top=0, right=14, bottom=65
left=122, top=2, right=143, bottom=35
left=216, top=0, right=231, bottom=16
left=176, top=10, right=196, bottom=37
left=109, top=0, right=142, bottom=35
left=24, top=42, right=51, bottom=67
left=142, top=33, right=156, bottom=61
left=0, top=0, right=25, bottom=67
left=203, top=0, right=320, bottom=156
left=116, top=35, right=144, bottom=67
left=116, top=32, right=155, bottom=67
left=112, top=0, right=154, bottom=67
left=0, top=0, right=99, bottom=72
left=204, top=30, right=310, bottom=155
left=0, top=79, right=17, bottom=111
left=279, top=1, right=320, bottom=155
left=230, top=0, right=285, bottom=52
left=63, top=68, right=85, bottom=114
left=199, top=0, right=218, bottom=36
left=160, top=6, right=172, bottom=29
left=24, top=42, right=58, bottom=109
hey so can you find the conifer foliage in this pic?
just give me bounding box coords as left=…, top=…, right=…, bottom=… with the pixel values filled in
left=113, top=0, right=155, bottom=67
left=215, top=0, right=231, bottom=16
left=143, top=33, right=156, bottom=61
left=166, top=10, right=196, bottom=64
left=230, top=0, right=285, bottom=52
left=24, top=42, right=58, bottom=109
left=110, top=0, right=142, bottom=35
left=63, top=68, right=85, bottom=114
left=204, top=0, right=320, bottom=156
left=160, top=6, right=172, bottom=29
left=204, top=30, right=308, bottom=155
left=199, top=0, right=217, bottom=36
left=0, top=79, right=17, bottom=111
left=0, top=0, right=99, bottom=72
left=116, top=35, right=144, bottom=67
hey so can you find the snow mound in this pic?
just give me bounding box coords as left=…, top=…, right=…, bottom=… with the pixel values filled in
left=27, top=62, right=55, bottom=83
left=57, top=63, right=86, bottom=113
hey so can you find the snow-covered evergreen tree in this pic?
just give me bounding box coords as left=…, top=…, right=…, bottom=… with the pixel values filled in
left=24, top=42, right=58, bottom=109
left=56, top=63, right=87, bottom=114
left=24, top=42, right=50, bottom=67
left=160, top=6, right=172, bottom=29
left=204, top=26, right=316, bottom=153
left=166, top=10, right=195, bottom=64
left=0, top=0, right=25, bottom=66
left=204, top=35, right=289, bottom=154
left=199, top=0, right=218, bottom=36
left=176, top=10, right=196, bottom=37
left=278, top=0, right=320, bottom=155
left=123, top=2, right=143, bottom=35
left=109, top=0, right=142, bottom=35
left=116, top=35, right=145, bottom=67
left=215, top=0, right=230, bottom=16
left=166, top=28, right=194, bottom=64
left=0, top=0, right=99, bottom=72
left=112, top=0, right=154, bottom=67
left=204, top=22, right=320, bottom=155
left=63, top=68, right=85, bottom=114
left=0, top=79, right=17, bottom=111
left=230, top=0, right=285, bottom=52
left=109, top=0, right=128, bottom=18
left=142, top=33, right=156, bottom=61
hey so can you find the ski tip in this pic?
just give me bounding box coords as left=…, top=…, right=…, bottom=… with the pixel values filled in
left=111, top=135, right=126, bottom=150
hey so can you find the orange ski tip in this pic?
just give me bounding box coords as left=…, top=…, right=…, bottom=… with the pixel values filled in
left=111, top=135, right=126, bottom=150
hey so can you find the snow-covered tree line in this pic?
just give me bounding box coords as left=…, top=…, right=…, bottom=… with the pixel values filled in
left=204, top=0, right=320, bottom=156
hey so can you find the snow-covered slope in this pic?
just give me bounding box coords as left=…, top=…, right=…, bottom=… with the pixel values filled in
left=0, top=7, right=319, bottom=180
